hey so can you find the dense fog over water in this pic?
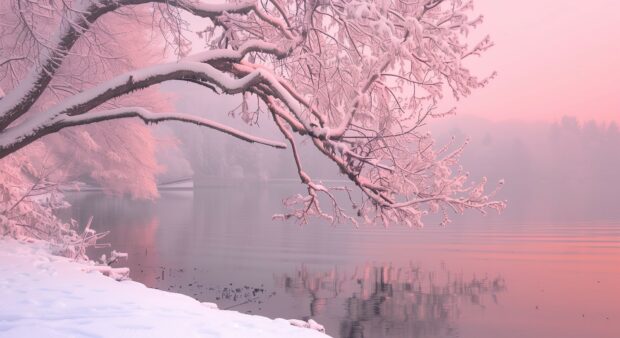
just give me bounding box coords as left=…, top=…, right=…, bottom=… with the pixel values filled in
left=157, top=84, right=620, bottom=223
left=67, top=186, right=620, bottom=338
left=63, top=86, right=619, bottom=338
left=431, top=115, right=620, bottom=224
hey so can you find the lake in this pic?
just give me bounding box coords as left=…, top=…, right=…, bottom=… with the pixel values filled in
left=66, top=184, right=620, bottom=338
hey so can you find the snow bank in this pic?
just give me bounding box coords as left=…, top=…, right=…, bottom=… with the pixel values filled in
left=0, top=239, right=330, bottom=338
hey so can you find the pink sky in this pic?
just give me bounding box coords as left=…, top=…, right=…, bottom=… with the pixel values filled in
left=456, top=0, right=620, bottom=123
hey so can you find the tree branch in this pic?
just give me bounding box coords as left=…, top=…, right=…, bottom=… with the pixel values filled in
left=0, top=0, right=277, bottom=131
left=0, top=106, right=286, bottom=158
left=62, top=107, right=287, bottom=149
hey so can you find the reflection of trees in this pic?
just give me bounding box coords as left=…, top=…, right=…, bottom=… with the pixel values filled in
left=276, top=264, right=505, bottom=338
left=66, top=192, right=162, bottom=286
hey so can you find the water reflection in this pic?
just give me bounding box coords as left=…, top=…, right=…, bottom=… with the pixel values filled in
left=64, top=189, right=620, bottom=338
left=276, top=264, right=506, bottom=338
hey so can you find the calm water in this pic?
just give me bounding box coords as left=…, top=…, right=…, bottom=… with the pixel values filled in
left=66, top=185, right=620, bottom=338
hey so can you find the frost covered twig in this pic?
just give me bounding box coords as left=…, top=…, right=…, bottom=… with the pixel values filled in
left=0, top=151, right=109, bottom=259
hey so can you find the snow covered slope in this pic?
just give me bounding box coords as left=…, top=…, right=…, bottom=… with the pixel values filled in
left=0, top=239, right=330, bottom=338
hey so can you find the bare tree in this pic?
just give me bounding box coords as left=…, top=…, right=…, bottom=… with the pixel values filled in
left=0, top=0, right=505, bottom=227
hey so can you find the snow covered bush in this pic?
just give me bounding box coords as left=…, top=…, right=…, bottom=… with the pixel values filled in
left=0, top=143, right=108, bottom=259
left=0, top=0, right=505, bottom=228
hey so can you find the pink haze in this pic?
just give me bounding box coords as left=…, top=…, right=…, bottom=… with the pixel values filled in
left=458, top=0, right=620, bottom=123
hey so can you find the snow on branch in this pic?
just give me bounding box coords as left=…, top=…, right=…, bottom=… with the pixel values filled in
left=0, top=62, right=272, bottom=157
left=0, top=0, right=279, bottom=130
left=61, top=107, right=287, bottom=149
left=0, top=0, right=506, bottom=228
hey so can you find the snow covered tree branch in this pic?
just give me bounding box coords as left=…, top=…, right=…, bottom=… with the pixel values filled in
left=0, top=0, right=505, bottom=227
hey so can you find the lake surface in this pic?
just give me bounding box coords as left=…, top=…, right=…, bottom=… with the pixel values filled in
left=66, top=185, right=620, bottom=338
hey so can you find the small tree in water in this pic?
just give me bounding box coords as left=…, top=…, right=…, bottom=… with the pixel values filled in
left=0, top=0, right=505, bottom=231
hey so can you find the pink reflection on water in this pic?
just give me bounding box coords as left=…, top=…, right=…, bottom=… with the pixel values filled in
left=75, top=191, right=620, bottom=338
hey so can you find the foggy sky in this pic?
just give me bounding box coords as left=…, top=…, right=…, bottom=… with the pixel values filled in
left=455, top=0, right=620, bottom=123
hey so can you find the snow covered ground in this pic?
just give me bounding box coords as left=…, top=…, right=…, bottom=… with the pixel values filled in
left=0, top=239, right=330, bottom=338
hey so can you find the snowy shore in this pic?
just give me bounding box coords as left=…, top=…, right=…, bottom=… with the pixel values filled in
left=0, top=239, right=330, bottom=338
